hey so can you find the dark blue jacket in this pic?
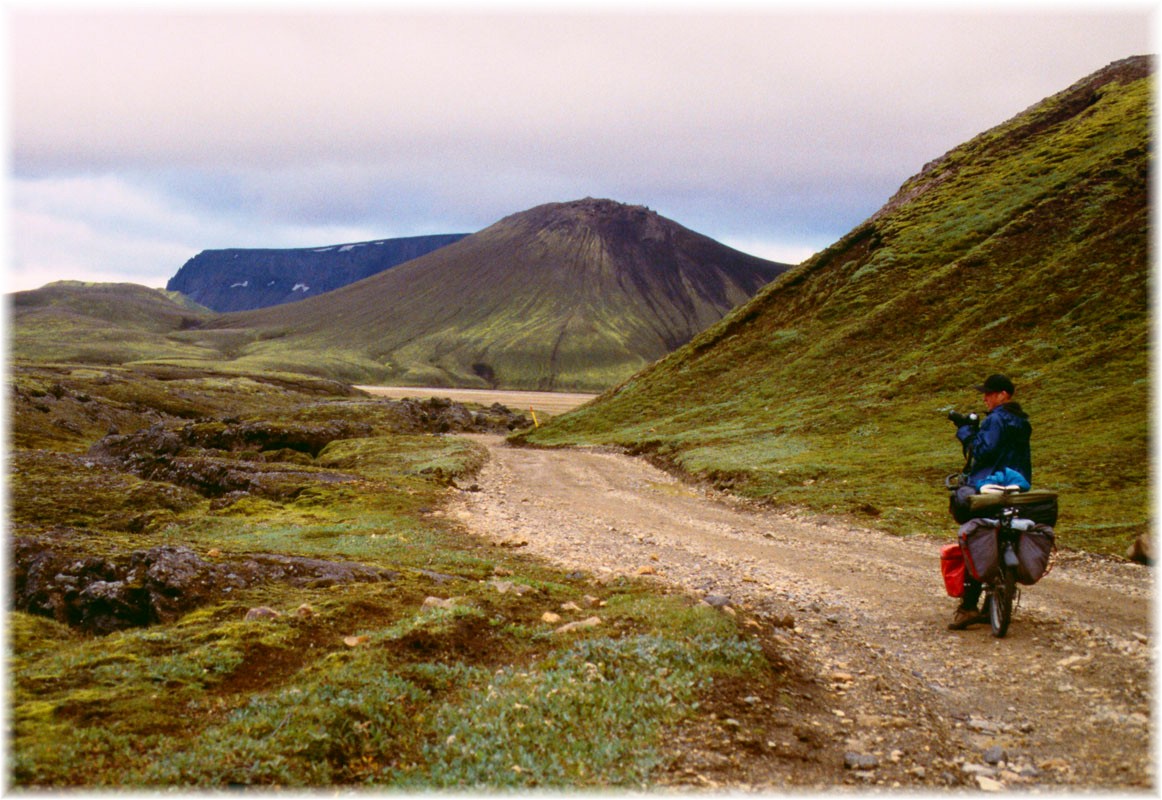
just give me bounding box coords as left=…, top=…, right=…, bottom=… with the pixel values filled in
left=957, top=402, right=1033, bottom=488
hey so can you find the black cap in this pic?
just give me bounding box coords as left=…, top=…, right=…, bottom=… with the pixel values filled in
left=974, top=374, right=1015, bottom=395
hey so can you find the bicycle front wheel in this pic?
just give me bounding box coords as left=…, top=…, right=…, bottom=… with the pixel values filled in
left=989, top=569, right=1015, bottom=638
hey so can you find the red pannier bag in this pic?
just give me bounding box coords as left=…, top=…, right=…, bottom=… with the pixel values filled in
left=940, top=543, right=965, bottom=598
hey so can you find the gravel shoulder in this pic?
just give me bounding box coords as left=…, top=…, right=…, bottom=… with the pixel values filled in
left=449, top=436, right=1154, bottom=790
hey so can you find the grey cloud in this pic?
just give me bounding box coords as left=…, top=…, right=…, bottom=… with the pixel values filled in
left=13, top=12, right=1148, bottom=169
left=6, top=8, right=1153, bottom=289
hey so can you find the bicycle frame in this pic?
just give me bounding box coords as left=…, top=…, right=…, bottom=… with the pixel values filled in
left=983, top=502, right=1026, bottom=637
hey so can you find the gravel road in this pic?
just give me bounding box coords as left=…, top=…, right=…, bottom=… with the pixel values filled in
left=449, top=435, right=1154, bottom=790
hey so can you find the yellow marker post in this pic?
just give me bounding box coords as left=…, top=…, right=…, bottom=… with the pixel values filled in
left=530, top=406, right=539, bottom=428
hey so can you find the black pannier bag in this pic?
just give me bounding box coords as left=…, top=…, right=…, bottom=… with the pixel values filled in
left=967, top=489, right=1058, bottom=527
left=1015, top=523, right=1056, bottom=585
left=958, top=518, right=1000, bottom=582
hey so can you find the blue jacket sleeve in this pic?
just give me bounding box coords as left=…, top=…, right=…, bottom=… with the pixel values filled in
left=955, top=424, right=977, bottom=444
left=966, top=414, right=1004, bottom=465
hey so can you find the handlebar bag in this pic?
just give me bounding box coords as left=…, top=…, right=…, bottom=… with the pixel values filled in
left=958, top=518, right=1000, bottom=582
left=940, top=543, right=966, bottom=597
left=967, top=489, right=1059, bottom=526
left=1015, top=523, right=1056, bottom=585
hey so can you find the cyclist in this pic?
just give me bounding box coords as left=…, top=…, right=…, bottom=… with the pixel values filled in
left=948, top=373, right=1034, bottom=630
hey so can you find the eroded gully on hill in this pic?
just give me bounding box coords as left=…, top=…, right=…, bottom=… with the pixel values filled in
left=445, top=435, right=1153, bottom=790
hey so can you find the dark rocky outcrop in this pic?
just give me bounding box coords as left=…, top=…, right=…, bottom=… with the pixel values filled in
left=82, top=399, right=529, bottom=499
left=167, top=233, right=469, bottom=312
left=87, top=418, right=374, bottom=499
left=11, top=538, right=399, bottom=635
left=9, top=390, right=532, bottom=634
left=389, top=397, right=530, bottom=434
left=89, top=418, right=375, bottom=462
left=84, top=399, right=528, bottom=497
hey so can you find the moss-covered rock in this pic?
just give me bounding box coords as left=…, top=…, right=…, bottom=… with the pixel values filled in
left=11, top=538, right=401, bottom=635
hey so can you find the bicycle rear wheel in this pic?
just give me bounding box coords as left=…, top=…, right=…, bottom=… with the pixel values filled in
left=989, top=568, right=1015, bottom=638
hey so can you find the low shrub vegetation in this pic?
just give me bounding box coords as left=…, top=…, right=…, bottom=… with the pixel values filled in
left=8, top=365, right=778, bottom=789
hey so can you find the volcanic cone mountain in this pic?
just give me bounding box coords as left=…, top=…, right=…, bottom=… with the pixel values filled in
left=213, top=198, right=789, bottom=390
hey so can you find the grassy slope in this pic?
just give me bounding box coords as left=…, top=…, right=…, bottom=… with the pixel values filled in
left=9, top=282, right=225, bottom=365
left=523, top=58, right=1151, bottom=556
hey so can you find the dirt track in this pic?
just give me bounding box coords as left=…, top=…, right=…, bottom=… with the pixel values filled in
left=450, top=436, right=1153, bottom=790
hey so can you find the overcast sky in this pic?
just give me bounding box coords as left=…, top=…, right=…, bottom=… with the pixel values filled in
left=4, top=2, right=1155, bottom=292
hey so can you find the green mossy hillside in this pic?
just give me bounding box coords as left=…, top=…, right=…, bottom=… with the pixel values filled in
left=522, top=56, right=1152, bottom=556
left=10, top=282, right=219, bottom=365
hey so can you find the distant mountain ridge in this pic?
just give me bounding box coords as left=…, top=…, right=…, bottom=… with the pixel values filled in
left=210, top=198, right=791, bottom=390
left=10, top=199, right=789, bottom=390
left=167, top=233, right=469, bottom=311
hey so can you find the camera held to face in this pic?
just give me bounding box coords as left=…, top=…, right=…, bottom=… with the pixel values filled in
left=948, top=410, right=980, bottom=428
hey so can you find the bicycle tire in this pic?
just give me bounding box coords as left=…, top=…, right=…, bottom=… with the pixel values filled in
left=989, top=568, right=1015, bottom=638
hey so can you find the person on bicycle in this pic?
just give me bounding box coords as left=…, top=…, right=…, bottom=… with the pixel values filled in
left=949, top=373, right=1034, bottom=630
